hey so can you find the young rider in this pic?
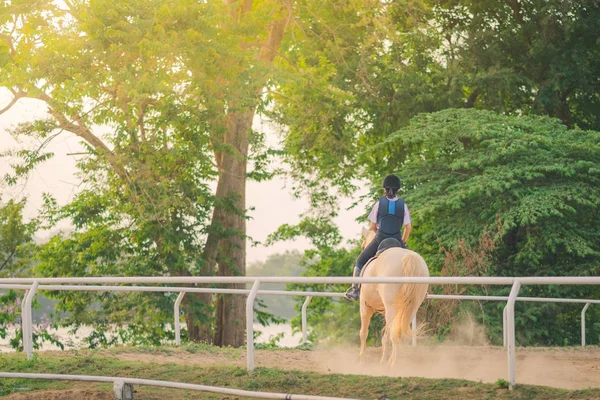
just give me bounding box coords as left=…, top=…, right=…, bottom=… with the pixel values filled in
left=343, top=174, right=412, bottom=301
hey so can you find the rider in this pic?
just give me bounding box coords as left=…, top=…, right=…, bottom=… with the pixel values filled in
left=343, top=174, right=412, bottom=302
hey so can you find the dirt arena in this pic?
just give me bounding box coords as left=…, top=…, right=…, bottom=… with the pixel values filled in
left=112, top=345, right=600, bottom=390
left=3, top=345, right=599, bottom=399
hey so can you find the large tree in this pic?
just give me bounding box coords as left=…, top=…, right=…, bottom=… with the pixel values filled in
left=0, top=0, right=293, bottom=346
left=271, top=0, right=600, bottom=197
left=435, top=0, right=600, bottom=130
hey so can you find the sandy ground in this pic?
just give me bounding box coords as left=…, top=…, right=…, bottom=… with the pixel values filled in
left=112, top=345, right=600, bottom=390
left=3, top=345, right=599, bottom=399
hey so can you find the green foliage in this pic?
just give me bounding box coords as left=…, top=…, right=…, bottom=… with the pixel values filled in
left=0, top=289, right=20, bottom=344
left=266, top=219, right=343, bottom=251
left=495, top=378, right=509, bottom=390
left=253, top=331, right=285, bottom=349
left=272, top=0, right=600, bottom=218
left=0, top=200, right=52, bottom=351
left=375, top=109, right=600, bottom=345
left=0, top=199, right=37, bottom=277
left=1, top=0, right=284, bottom=345
left=0, top=200, right=66, bottom=351
left=270, top=0, right=458, bottom=208
left=435, top=0, right=600, bottom=130
left=382, top=109, right=600, bottom=267
left=248, top=251, right=304, bottom=319
left=1, top=0, right=599, bottom=349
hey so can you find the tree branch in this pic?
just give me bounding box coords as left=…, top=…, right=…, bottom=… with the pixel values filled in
left=17, top=90, right=142, bottom=195
left=504, top=0, right=524, bottom=25
left=33, top=92, right=112, bottom=154
left=137, top=106, right=147, bottom=142
left=258, top=0, right=291, bottom=63
left=0, top=248, right=17, bottom=273
left=0, top=90, right=25, bottom=116
left=0, top=33, right=16, bottom=57
left=465, top=88, right=481, bottom=108
left=504, top=0, right=531, bottom=44
left=242, top=0, right=252, bottom=15
left=295, top=4, right=349, bottom=70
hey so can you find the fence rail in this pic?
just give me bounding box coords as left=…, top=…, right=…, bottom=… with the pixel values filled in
left=0, top=372, right=357, bottom=400
left=2, top=276, right=600, bottom=284
left=1, top=275, right=598, bottom=391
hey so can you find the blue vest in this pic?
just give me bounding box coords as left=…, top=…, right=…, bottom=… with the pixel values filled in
left=377, top=197, right=405, bottom=235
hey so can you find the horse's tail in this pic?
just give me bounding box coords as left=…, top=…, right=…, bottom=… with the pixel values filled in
left=387, top=252, right=429, bottom=342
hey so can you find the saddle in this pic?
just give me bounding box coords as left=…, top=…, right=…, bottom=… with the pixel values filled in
left=359, top=238, right=405, bottom=278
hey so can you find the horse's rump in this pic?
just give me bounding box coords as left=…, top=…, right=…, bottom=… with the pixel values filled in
left=385, top=251, right=429, bottom=341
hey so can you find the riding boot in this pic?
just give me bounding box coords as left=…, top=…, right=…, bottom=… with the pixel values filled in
left=343, top=267, right=361, bottom=302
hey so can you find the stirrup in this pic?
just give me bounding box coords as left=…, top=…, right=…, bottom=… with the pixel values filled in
left=343, top=286, right=359, bottom=302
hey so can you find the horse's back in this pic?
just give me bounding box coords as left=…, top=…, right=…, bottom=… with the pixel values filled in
left=361, top=248, right=429, bottom=309
left=370, top=248, right=429, bottom=278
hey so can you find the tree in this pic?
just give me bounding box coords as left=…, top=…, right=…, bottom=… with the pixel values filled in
left=5, top=0, right=432, bottom=347
left=1, top=0, right=218, bottom=343
left=271, top=0, right=600, bottom=202
left=0, top=199, right=37, bottom=276
left=0, top=0, right=292, bottom=346
left=435, top=0, right=600, bottom=130
left=0, top=198, right=40, bottom=349
left=266, top=1, right=600, bottom=344
left=269, top=0, right=454, bottom=207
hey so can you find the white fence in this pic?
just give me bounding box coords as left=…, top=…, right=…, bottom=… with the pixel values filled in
left=0, top=372, right=356, bottom=400
left=1, top=275, right=599, bottom=391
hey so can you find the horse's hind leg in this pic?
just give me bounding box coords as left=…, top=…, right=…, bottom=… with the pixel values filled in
left=380, top=321, right=389, bottom=364
left=385, top=306, right=399, bottom=367
left=359, top=301, right=374, bottom=364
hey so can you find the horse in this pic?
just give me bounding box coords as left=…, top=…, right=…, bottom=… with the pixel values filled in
left=357, top=228, right=429, bottom=366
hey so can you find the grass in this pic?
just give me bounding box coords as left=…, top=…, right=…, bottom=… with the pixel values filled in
left=0, top=348, right=599, bottom=400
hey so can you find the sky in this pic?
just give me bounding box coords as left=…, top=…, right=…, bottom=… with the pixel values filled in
left=0, top=89, right=368, bottom=265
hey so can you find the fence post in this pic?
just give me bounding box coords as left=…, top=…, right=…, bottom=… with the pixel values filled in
left=22, top=281, right=39, bottom=360
left=301, top=296, right=312, bottom=344
left=113, top=379, right=134, bottom=400
left=246, top=280, right=261, bottom=372
left=503, top=306, right=508, bottom=348
left=174, top=292, right=186, bottom=346
left=506, top=280, right=521, bottom=390
left=581, top=303, right=591, bottom=347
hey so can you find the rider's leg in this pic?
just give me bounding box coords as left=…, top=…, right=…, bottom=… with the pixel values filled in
left=344, top=236, right=383, bottom=301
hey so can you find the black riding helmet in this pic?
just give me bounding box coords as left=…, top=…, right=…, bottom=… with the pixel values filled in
left=382, top=174, right=401, bottom=190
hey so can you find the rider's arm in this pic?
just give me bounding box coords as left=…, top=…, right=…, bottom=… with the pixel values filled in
left=402, top=223, right=412, bottom=244
left=367, top=201, right=379, bottom=233
left=402, top=204, right=412, bottom=243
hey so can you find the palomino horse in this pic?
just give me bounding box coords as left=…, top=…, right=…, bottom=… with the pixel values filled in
left=358, top=228, right=429, bottom=366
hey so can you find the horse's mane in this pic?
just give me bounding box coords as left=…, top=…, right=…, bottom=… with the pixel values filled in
left=361, top=228, right=376, bottom=249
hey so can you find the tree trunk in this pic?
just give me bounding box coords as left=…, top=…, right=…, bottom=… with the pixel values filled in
left=213, top=108, right=254, bottom=347
left=170, top=268, right=213, bottom=343
left=209, top=0, right=290, bottom=347
left=183, top=293, right=214, bottom=343
left=556, top=91, right=573, bottom=127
